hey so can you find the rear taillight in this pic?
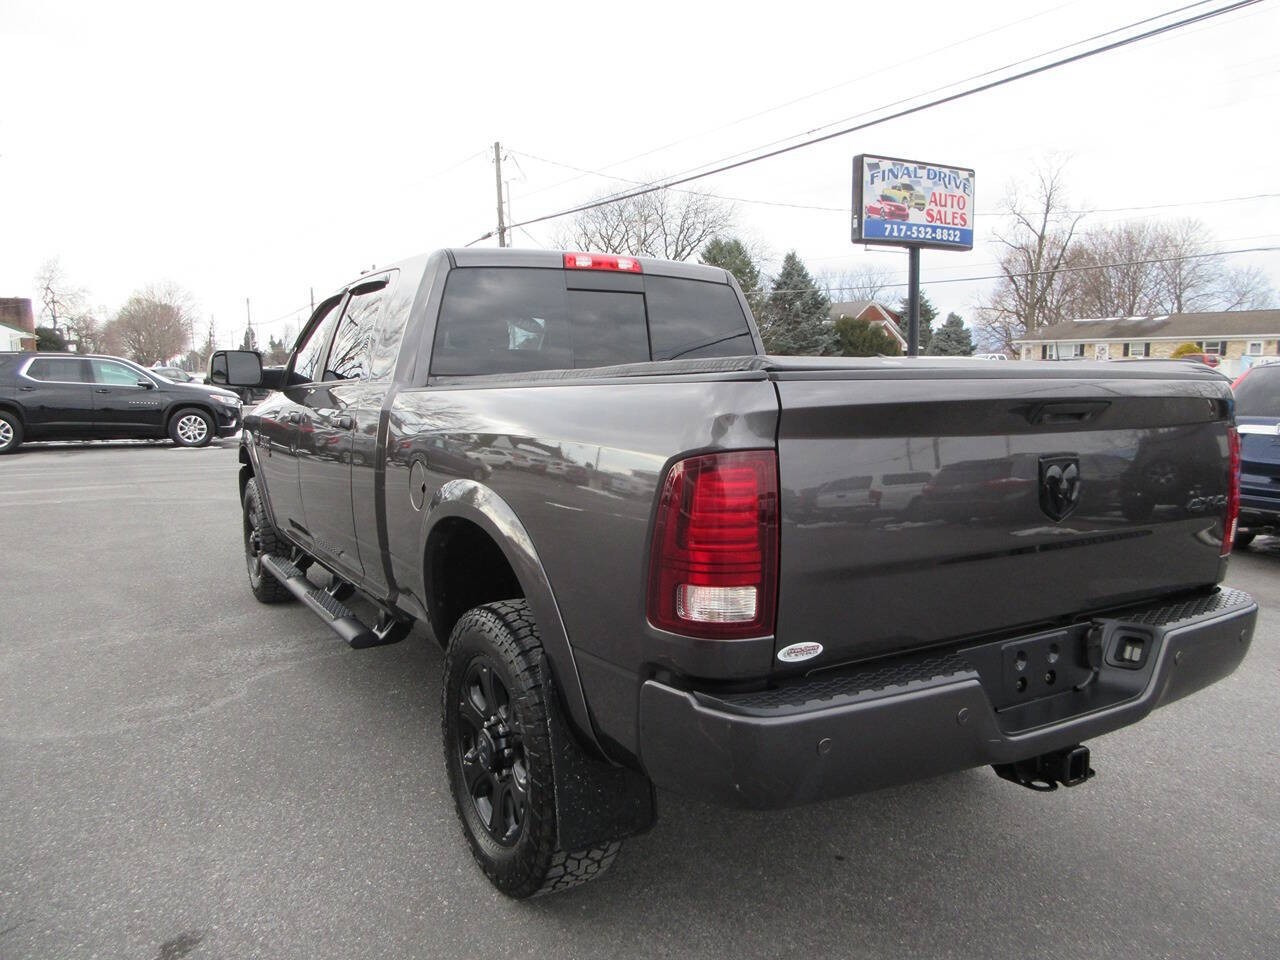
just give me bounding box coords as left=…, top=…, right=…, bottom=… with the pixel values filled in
left=563, top=252, right=642, bottom=273
left=1222, top=425, right=1241, bottom=557
left=647, top=450, right=778, bottom=639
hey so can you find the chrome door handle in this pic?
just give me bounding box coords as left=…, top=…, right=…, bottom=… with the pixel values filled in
left=95, top=388, right=111, bottom=394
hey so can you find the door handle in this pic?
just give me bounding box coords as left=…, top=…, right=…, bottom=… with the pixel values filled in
left=18, top=386, right=34, bottom=392
left=95, top=388, right=111, bottom=394
left=335, top=415, right=355, bottom=431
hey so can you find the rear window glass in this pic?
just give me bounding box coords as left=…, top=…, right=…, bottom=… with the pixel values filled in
left=645, top=276, right=755, bottom=361
left=1234, top=365, right=1280, bottom=417
left=430, top=267, right=753, bottom=376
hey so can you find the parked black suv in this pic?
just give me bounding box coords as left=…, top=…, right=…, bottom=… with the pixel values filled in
left=0, top=352, right=244, bottom=453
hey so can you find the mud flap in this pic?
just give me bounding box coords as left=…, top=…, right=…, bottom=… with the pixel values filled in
left=543, top=666, right=656, bottom=850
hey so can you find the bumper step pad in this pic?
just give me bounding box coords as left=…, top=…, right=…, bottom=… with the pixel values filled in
left=706, top=587, right=1256, bottom=720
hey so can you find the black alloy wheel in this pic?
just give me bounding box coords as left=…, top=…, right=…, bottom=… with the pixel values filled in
left=455, top=656, right=529, bottom=846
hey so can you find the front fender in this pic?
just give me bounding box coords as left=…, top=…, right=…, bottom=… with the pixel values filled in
left=423, top=479, right=603, bottom=755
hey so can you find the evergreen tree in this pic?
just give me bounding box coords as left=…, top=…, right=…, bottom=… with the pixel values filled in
left=700, top=236, right=765, bottom=317
left=264, top=334, right=290, bottom=365
left=762, top=251, right=836, bottom=356
left=834, top=316, right=901, bottom=356
left=897, top=290, right=937, bottom=352
left=35, top=326, right=68, bottom=351
left=927, top=312, right=975, bottom=356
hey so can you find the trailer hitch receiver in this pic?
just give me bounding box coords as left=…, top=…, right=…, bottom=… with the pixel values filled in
left=993, top=745, right=1094, bottom=791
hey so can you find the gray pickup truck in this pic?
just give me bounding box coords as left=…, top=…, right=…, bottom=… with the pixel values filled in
left=214, top=248, right=1256, bottom=898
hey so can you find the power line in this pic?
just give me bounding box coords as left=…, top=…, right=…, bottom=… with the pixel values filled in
left=511, top=0, right=1086, bottom=204
left=512, top=148, right=1280, bottom=219
left=484, top=0, right=1260, bottom=241
left=572, top=0, right=1235, bottom=211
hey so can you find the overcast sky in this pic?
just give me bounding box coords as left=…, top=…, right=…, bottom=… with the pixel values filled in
left=2, top=0, right=1277, bottom=349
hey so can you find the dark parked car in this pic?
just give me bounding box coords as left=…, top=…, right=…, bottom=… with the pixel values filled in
left=1231, top=362, right=1280, bottom=545
left=0, top=352, right=243, bottom=453
left=153, top=365, right=200, bottom=383
left=1179, top=352, right=1221, bottom=368
left=213, top=248, right=1254, bottom=899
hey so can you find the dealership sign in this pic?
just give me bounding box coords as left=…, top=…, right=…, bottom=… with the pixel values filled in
left=852, top=155, right=975, bottom=251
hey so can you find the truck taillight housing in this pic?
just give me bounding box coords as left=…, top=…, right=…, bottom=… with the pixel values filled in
left=647, top=450, right=778, bottom=639
left=1222, top=425, right=1241, bottom=557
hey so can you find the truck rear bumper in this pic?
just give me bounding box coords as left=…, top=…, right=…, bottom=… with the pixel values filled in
left=637, top=588, right=1256, bottom=808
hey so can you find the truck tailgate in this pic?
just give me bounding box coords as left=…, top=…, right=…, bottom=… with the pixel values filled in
left=771, top=361, right=1233, bottom=668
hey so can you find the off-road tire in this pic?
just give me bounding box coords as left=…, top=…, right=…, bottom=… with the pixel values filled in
left=243, top=478, right=293, bottom=603
left=443, top=600, right=622, bottom=898
left=1234, top=530, right=1257, bottom=549
left=169, top=407, right=215, bottom=448
left=0, top=411, right=22, bottom=454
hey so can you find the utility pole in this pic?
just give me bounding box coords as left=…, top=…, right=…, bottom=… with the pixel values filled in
left=493, top=141, right=507, bottom=248
left=504, top=181, right=514, bottom=245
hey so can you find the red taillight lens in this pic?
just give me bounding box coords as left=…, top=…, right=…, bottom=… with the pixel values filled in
left=647, top=450, right=778, bottom=639
left=1223, top=425, right=1241, bottom=557
left=563, top=252, right=642, bottom=273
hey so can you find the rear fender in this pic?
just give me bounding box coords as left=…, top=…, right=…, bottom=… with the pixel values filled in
left=424, top=479, right=603, bottom=755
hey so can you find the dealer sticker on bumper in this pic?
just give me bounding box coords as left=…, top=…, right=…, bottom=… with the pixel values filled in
left=777, top=642, right=823, bottom=663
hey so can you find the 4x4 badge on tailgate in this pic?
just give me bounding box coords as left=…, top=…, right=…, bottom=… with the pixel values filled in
left=1039, top=455, right=1082, bottom=521
left=778, top=642, right=823, bottom=663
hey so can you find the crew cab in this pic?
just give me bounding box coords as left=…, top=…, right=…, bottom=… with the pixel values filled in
left=215, top=248, right=1256, bottom=898
left=0, top=351, right=243, bottom=453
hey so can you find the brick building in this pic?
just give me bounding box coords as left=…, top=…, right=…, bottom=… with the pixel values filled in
left=0, top=298, right=37, bottom=351
left=827, top=300, right=909, bottom=352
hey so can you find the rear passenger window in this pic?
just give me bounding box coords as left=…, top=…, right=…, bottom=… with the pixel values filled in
left=646, top=276, right=754, bottom=360
left=326, top=279, right=390, bottom=381
left=26, top=357, right=87, bottom=382
left=366, top=270, right=407, bottom=381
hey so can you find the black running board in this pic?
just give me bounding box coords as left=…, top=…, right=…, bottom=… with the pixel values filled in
left=260, top=554, right=405, bottom=648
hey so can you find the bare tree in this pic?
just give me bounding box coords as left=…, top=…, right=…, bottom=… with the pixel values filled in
left=103, top=282, right=196, bottom=365
left=974, top=160, right=1085, bottom=355
left=818, top=263, right=898, bottom=303
left=555, top=186, right=734, bottom=261
left=1062, top=220, right=1164, bottom=318
left=34, top=258, right=100, bottom=350
left=1063, top=217, right=1276, bottom=318
left=1213, top=263, right=1274, bottom=311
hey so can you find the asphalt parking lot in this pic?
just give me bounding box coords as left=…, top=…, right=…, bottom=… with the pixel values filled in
left=1, top=440, right=1277, bottom=960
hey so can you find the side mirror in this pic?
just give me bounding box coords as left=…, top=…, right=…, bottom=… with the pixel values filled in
left=209, top=350, right=264, bottom=387
left=137, top=379, right=155, bottom=390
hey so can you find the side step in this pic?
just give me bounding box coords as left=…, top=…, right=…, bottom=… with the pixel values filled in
left=259, top=554, right=409, bottom=649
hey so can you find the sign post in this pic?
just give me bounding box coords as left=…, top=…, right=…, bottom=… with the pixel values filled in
left=852, top=154, right=975, bottom=356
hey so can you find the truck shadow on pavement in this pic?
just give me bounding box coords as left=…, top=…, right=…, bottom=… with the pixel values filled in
left=325, top=607, right=1210, bottom=959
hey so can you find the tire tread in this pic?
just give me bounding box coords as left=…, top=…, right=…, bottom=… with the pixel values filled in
left=443, top=600, right=622, bottom=898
